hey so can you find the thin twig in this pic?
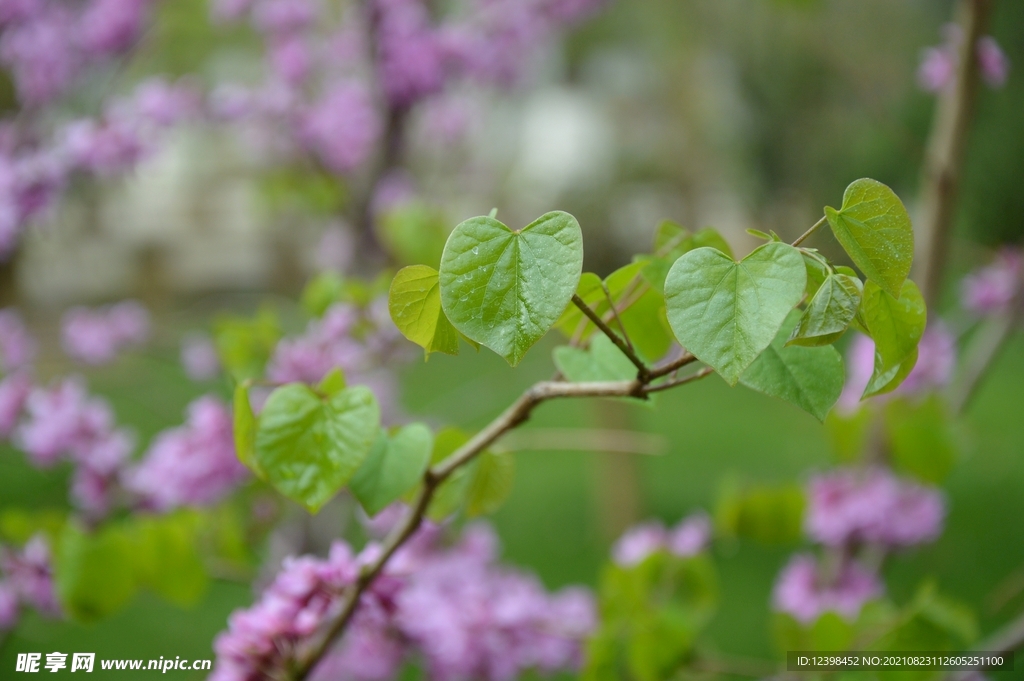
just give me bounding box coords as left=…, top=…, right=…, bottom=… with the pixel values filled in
left=572, top=295, right=649, bottom=380
left=944, top=607, right=1024, bottom=681
left=792, top=215, right=828, bottom=248
left=642, top=366, right=714, bottom=394
left=601, top=282, right=635, bottom=353
left=949, top=298, right=1022, bottom=415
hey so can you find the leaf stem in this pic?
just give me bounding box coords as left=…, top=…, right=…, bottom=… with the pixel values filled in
left=572, top=294, right=649, bottom=380
left=601, top=283, right=635, bottom=353
left=791, top=214, right=828, bottom=247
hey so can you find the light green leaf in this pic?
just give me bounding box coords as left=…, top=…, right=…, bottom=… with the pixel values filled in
left=864, top=346, right=919, bottom=399
left=132, top=513, right=207, bottom=607
left=859, top=279, right=926, bottom=398
left=213, top=307, right=281, bottom=382
left=824, top=178, right=914, bottom=298
left=644, top=226, right=733, bottom=294
left=56, top=523, right=138, bottom=622
left=389, top=265, right=461, bottom=357
left=466, top=451, right=516, bottom=517
left=664, top=242, right=806, bottom=385
left=232, top=382, right=260, bottom=477
left=350, top=424, right=433, bottom=516
left=376, top=202, right=450, bottom=267
left=802, top=252, right=831, bottom=300
left=553, top=334, right=637, bottom=383
left=788, top=273, right=863, bottom=347
left=254, top=384, right=380, bottom=513
left=439, top=211, right=583, bottom=366
left=301, top=272, right=346, bottom=317
left=317, top=367, right=347, bottom=396
left=715, top=482, right=806, bottom=545
left=740, top=310, right=845, bottom=421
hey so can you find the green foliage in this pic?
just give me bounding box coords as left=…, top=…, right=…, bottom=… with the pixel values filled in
left=642, top=222, right=733, bottom=293
left=825, top=408, right=874, bottom=463
left=716, top=482, right=806, bottom=545
left=465, top=450, right=516, bottom=517
left=438, top=211, right=584, bottom=366
left=301, top=272, right=347, bottom=318
left=56, top=523, right=138, bottom=622
left=859, top=280, right=926, bottom=398
left=214, top=307, right=282, bottom=382
left=0, top=508, right=65, bottom=545
left=425, top=428, right=472, bottom=522
left=585, top=553, right=718, bottom=681
left=788, top=272, right=863, bottom=347
left=740, top=310, right=845, bottom=421
left=553, top=334, right=637, bottom=383
left=233, top=382, right=260, bottom=476
left=350, top=424, right=433, bottom=516
left=664, top=242, right=806, bottom=385
left=131, top=513, right=208, bottom=608
left=389, top=265, right=461, bottom=357
left=557, top=263, right=673, bottom=363
left=253, top=384, right=380, bottom=513
left=377, top=203, right=450, bottom=267
left=883, top=396, right=959, bottom=484
left=824, top=178, right=914, bottom=299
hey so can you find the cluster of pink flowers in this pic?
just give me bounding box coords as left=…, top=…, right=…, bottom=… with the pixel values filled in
left=918, top=23, right=1009, bottom=92
left=209, top=0, right=605, bottom=177
left=0, top=308, right=36, bottom=371
left=211, top=519, right=595, bottom=681
left=61, top=300, right=151, bottom=365
left=837, top=323, right=956, bottom=412
left=15, top=376, right=135, bottom=516
left=961, top=249, right=1023, bottom=316
left=0, top=534, right=60, bottom=630
left=772, top=468, right=944, bottom=625
left=610, top=512, right=712, bottom=567
left=805, top=468, right=945, bottom=548
left=124, top=396, right=248, bottom=511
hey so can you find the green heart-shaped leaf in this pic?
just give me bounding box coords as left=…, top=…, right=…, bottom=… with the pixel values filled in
left=254, top=384, right=380, bottom=513
left=788, top=273, right=863, bottom=347
left=741, top=310, right=845, bottom=421
left=825, top=178, right=914, bottom=298
left=389, top=265, right=460, bottom=357
left=350, top=423, right=433, bottom=516
left=664, top=242, right=806, bottom=385
left=439, top=211, right=583, bottom=366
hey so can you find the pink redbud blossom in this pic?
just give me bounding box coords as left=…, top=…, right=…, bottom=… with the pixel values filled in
left=668, top=512, right=712, bottom=557
left=918, top=46, right=956, bottom=92
left=806, top=467, right=945, bottom=548
left=612, top=512, right=713, bottom=567
left=61, top=300, right=150, bottom=365
left=180, top=333, right=221, bottom=381
left=252, top=0, right=317, bottom=35
left=0, top=370, right=32, bottom=436
left=300, top=82, right=380, bottom=174
left=124, top=395, right=248, bottom=511
left=0, top=534, right=60, bottom=617
left=977, top=36, right=1010, bottom=88
left=0, top=307, right=36, bottom=370
left=266, top=303, right=363, bottom=385
left=0, top=7, right=79, bottom=105
left=961, top=250, right=1022, bottom=315
left=772, top=553, right=881, bottom=624
left=78, top=0, right=148, bottom=56
left=0, top=580, right=17, bottom=629
left=373, top=0, right=445, bottom=107
left=17, top=377, right=116, bottom=467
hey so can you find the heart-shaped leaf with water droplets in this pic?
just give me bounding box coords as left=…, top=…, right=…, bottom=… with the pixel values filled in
left=439, top=211, right=583, bottom=366
left=664, top=242, right=806, bottom=385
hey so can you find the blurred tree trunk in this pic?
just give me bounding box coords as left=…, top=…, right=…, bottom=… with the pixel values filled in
left=915, top=0, right=994, bottom=307
left=591, top=400, right=643, bottom=539
left=0, top=248, right=20, bottom=308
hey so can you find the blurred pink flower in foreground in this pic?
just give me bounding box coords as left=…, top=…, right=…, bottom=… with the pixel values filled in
left=180, top=333, right=221, bottom=381
left=961, top=250, right=1022, bottom=315
left=805, top=467, right=945, bottom=549
left=0, top=308, right=36, bottom=371
left=773, top=553, right=882, bottom=624
left=211, top=522, right=595, bottom=681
